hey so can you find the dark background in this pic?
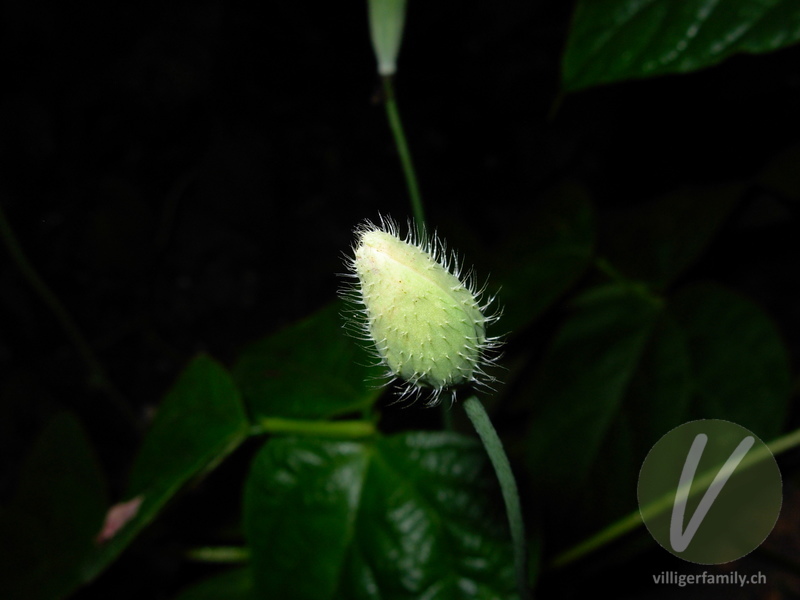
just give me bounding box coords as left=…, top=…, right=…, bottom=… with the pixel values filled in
left=1, top=1, right=799, bottom=598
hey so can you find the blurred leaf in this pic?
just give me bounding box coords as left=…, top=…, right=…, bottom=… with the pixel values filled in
left=582, top=315, right=692, bottom=526
left=669, top=282, right=791, bottom=439
left=617, top=315, right=694, bottom=446
left=600, top=184, right=743, bottom=289
left=83, top=354, right=250, bottom=580
left=244, top=432, right=517, bottom=600
left=757, top=142, right=800, bottom=201
left=0, top=412, right=107, bottom=600
left=524, top=283, right=663, bottom=496
left=172, top=568, right=254, bottom=600
left=524, top=278, right=790, bottom=545
left=563, top=0, right=800, bottom=91
left=495, top=182, right=595, bottom=334
left=233, top=301, right=385, bottom=420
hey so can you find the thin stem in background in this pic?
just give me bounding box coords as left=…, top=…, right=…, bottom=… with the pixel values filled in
left=551, top=424, right=800, bottom=569
left=463, top=395, right=531, bottom=600
left=0, top=200, right=137, bottom=428
left=382, top=75, right=426, bottom=239
left=185, top=546, right=250, bottom=563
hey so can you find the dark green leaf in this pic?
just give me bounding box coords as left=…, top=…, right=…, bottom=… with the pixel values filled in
left=600, top=184, right=743, bottom=290
left=521, top=285, right=696, bottom=544
left=244, top=432, right=517, bottom=600
left=757, top=142, right=800, bottom=201
left=669, top=283, right=791, bottom=439
left=583, top=315, right=692, bottom=525
left=233, top=301, right=386, bottom=421
left=494, top=183, right=595, bottom=334
left=83, top=354, right=250, bottom=580
left=0, top=412, right=107, bottom=600
left=563, top=0, right=800, bottom=91
left=619, top=315, right=693, bottom=446
left=523, top=277, right=790, bottom=544
left=524, top=283, right=663, bottom=495
left=172, top=568, right=254, bottom=600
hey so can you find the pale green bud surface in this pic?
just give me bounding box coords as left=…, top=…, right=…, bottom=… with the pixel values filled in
left=349, top=223, right=492, bottom=400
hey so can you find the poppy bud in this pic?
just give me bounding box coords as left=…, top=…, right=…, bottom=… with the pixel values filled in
left=342, top=218, right=500, bottom=404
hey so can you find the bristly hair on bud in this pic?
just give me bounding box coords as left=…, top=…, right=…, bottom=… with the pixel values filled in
left=339, top=216, right=502, bottom=406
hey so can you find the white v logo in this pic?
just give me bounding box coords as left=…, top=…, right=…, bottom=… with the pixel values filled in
left=670, top=433, right=755, bottom=552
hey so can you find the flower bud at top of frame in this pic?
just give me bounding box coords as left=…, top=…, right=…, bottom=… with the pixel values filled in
left=367, top=0, right=408, bottom=76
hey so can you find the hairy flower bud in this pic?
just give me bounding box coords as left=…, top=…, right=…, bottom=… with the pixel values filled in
left=341, top=218, right=500, bottom=405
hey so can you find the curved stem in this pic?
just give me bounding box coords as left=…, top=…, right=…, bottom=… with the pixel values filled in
left=0, top=200, right=136, bottom=427
left=382, top=75, right=426, bottom=238
left=551, top=424, right=800, bottom=569
left=463, top=396, right=531, bottom=600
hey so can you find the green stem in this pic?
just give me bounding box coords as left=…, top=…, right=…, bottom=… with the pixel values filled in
left=0, top=200, right=136, bottom=427
left=382, top=75, right=426, bottom=238
left=549, top=512, right=643, bottom=569
left=551, top=424, right=800, bottom=569
left=381, top=74, right=456, bottom=432
left=186, top=546, right=250, bottom=563
left=463, top=396, right=531, bottom=600
left=765, top=425, right=800, bottom=456
left=594, top=256, right=663, bottom=308
left=254, top=417, right=376, bottom=438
